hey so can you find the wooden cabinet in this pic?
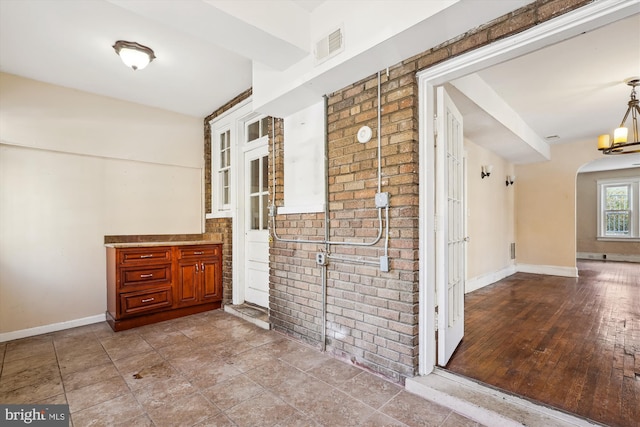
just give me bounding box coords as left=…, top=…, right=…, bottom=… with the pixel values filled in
left=106, top=243, right=222, bottom=331
left=176, top=245, right=222, bottom=306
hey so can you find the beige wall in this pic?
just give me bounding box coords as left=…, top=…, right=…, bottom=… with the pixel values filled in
left=0, top=73, right=204, bottom=337
left=576, top=168, right=640, bottom=257
left=515, top=139, right=610, bottom=273
left=465, top=139, right=515, bottom=284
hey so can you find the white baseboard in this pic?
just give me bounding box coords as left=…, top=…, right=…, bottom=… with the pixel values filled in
left=577, top=252, right=640, bottom=263
left=466, top=265, right=516, bottom=294
left=516, top=263, right=578, bottom=278
left=0, top=313, right=106, bottom=343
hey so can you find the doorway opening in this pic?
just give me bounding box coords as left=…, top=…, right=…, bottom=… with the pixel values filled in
left=416, top=2, right=638, bottom=425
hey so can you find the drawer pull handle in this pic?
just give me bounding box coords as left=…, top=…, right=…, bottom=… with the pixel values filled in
left=140, top=255, right=154, bottom=258
left=193, top=251, right=204, bottom=255
left=195, top=263, right=199, bottom=273
left=141, top=298, right=155, bottom=303
left=201, top=262, right=205, bottom=271
left=140, top=274, right=153, bottom=278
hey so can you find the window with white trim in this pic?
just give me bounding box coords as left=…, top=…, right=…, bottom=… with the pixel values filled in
left=208, top=100, right=254, bottom=219
left=597, top=177, right=640, bottom=239
left=246, top=116, right=269, bottom=143
left=218, top=129, right=231, bottom=210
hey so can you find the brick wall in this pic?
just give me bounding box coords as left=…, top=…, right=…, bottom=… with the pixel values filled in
left=268, top=0, right=591, bottom=384
left=204, top=88, right=252, bottom=306
left=205, top=0, right=592, bottom=383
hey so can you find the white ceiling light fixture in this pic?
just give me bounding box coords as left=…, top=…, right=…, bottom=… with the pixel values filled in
left=598, top=78, right=640, bottom=155
left=113, top=40, right=156, bottom=71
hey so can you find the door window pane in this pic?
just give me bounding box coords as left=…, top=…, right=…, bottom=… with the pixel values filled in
left=247, top=121, right=260, bottom=142
left=261, top=194, right=268, bottom=230
left=251, top=159, right=260, bottom=193
left=251, top=195, right=260, bottom=230
left=262, top=156, right=269, bottom=192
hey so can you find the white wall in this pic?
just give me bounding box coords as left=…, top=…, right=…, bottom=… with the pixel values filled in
left=0, top=73, right=204, bottom=338
left=465, top=139, right=516, bottom=292
left=515, top=139, right=615, bottom=277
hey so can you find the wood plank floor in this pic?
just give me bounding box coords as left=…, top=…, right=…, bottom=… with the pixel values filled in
left=445, top=260, right=640, bottom=427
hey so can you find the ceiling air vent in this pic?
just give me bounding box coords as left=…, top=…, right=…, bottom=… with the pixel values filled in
left=315, top=26, right=344, bottom=65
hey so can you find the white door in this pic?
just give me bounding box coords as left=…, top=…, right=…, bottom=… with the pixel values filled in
left=436, top=86, right=466, bottom=366
left=244, top=145, right=270, bottom=307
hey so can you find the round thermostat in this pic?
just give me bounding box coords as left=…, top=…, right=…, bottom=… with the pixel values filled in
left=357, top=126, right=372, bottom=143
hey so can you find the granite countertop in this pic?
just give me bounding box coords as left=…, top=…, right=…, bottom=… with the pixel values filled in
left=105, top=240, right=222, bottom=248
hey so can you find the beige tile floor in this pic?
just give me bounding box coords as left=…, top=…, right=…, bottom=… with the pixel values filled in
left=0, top=310, right=483, bottom=427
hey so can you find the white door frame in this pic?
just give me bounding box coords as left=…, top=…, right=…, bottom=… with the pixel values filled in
left=232, top=109, right=268, bottom=306
left=417, top=0, right=637, bottom=375
left=242, top=140, right=270, bottom=307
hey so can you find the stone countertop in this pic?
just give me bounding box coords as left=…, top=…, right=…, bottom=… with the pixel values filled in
left=105, top=240, right=222, bottom=248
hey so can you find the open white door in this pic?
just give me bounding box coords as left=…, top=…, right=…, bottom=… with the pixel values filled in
left=436, top=86, right=465, bottom=366
left=243, top=144, right=270, bottom=307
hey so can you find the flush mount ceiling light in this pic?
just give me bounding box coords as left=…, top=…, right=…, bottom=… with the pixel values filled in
left=598, top=78, right=640, bottom=155
left=112, top=40, right=156, bottom=71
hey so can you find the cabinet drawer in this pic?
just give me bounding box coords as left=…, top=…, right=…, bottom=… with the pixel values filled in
left=118, top=247, right=172, bottom=265
left=120, top=287, right=172, bottom=317
left=176, top=245, right=220, bottom=259
left=120, top=264, right=171, bottom=289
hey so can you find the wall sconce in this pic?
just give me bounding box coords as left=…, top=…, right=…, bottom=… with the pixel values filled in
left=113, top=40, right=156, bottom=70
left=506, top=175, right=516, bottom=186
left=481, top=165, right=493, bottom=179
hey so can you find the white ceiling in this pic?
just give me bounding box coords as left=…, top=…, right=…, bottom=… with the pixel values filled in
left=1, top=1, right=639, bottom=171
left=450, top=12, right=640, bottom=171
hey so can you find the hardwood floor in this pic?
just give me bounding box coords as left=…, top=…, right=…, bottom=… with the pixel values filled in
left=445, top=260, right=640, bottom=427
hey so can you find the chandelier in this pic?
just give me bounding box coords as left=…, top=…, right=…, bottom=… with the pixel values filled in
left=597, top=78, right=640, bottom=155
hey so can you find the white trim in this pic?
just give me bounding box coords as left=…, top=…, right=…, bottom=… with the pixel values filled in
left=417, top=0, right=637, bottom=376
left=596, top=177, right=640, bottom=239
left=0, top=314, right=106, bottom=343
left=208, top=98, right=252, bottom=218
left=277, top=204, right=325, bottom=215
left=516, top=264, right=578, bottom=278
left=406, top=369, right=602, bottom=427
left=466, top=265, right=516, bottom=294
left=577, top=252, right=640, bottom=263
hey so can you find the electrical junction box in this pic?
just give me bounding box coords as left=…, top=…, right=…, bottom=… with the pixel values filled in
left=380, top=256, right=389, bottom=272
left=375, top=192, right=390, bottom=208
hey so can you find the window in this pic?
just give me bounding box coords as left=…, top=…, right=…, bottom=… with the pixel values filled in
left=208, top=99, right=253, bottom=219
left=249, top=155, right=269, bottom=230
left=246, top=117, right=269, bottom=143
left=598, top=178, right=640, bottom=239
left=218, top=129, right=231, bottom=208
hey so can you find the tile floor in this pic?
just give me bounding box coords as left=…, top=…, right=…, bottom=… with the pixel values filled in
left=0, top=310, right=482, bottom=427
